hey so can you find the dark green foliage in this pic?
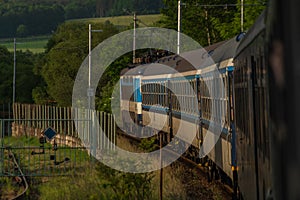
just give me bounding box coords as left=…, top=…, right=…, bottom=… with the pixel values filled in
left=36, top=163, right=154, bottom=200
left=96, top=0, right=163, bottom=17
left=96, top=54, right=131, bottom=112
left=32, top=86, right=51, bottom=105
left=96, top=163, right=154, bottom=200
left=139, top=137, right=158, bottom=152
left=16, top=25, right=29, bottom=37
left=211, top=0, right=266, bottom=39
left=0, top=3, right=65, bottom=38
left=64, top=0, right=97, bottom=19
left=40, top=21, right=119, bottom=107
left=159, top=0, right=266, bottom=46
left=0, top=46, right=41, bottom=103
left=0, top=0, right=164, bottom=38
left=0, top=46, right=13, bottom=103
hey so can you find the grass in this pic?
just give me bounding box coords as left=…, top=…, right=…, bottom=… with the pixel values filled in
left=0, top=177, right=19, bottom=200
left=1, top=136, right=90, bottom=176
left=69, top=14, right=163, bottom=27
left=0, top=134, right=230, bottom=199
left=0, top=35, right=50, bottom=53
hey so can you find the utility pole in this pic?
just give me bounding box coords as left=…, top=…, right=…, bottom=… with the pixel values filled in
left=88, top=24, right=102, bottom=110
left=133, top=13, right=137, bottom=64
left=159, top=132, right=163, bottom=200
left=13, top=38, right=16, bottom=104
left=88, top=24, right=102, bottom=160
left=88, top=24, right=92, bottom=110
left=177, top=0, right=181, bottom=54
left=241, top=0, right=244, bottom=32
left=205, top=10, right=211, bottom=46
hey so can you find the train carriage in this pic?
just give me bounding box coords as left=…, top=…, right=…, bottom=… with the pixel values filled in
left=234, top=11, right=272, bottom=200
left=120, top=36, right=241, bottom=193
left=119, top=2, right=300, bottom=198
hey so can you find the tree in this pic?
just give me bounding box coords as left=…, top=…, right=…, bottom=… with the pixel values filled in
left=64, top=0, right=97, bottom=19
left=95, top=163, right=154, bottom=200
left=159, top=0, right=266, bottom=46
left=95, top=53, right=131, bottom=112
left=0, top=46, right=13, bottom=103
left=0, top=46, right=40, bottom=103
left=211, top=0, right=266, bottom=39
left=41, top=21, right=119, bottom=107
left=32, top=86, right=51, bottom=105
left=0, top=2, right=65, bottom=38
left=16, top=24, right=28, bottom=37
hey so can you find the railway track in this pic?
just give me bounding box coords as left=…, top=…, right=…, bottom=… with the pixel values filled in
left=4, top=149, right=29, bottom=200
left=116, top=128, right=233, bottom=198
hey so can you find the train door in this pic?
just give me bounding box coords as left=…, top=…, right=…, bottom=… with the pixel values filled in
left=251, top=39, right=272, bottom=200
left=235, top=55, right=258, bottom=200
left=250, top=55, right=261, bottom=200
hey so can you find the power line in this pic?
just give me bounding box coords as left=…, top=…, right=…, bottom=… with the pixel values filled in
left=182, top=3, right=266, bottom=8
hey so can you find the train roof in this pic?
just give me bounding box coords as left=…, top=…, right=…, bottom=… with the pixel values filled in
left=235, top=10, right=266, bottom=57
left=210, top=37, right=239, bottom=65
left=121, top=37, right=240, bottom=77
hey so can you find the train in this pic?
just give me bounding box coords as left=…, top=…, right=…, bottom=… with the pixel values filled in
left=119, top=0, right=300, bottom=199
left=119, top=12, right=265, bottom=200
left=120, top=35, right=243, bottom=196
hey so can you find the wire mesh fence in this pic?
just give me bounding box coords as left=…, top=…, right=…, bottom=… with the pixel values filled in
left=0, top=103, right=116, bottom=177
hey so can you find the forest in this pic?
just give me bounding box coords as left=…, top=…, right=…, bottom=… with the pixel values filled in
left=0, top=0, right=163, bottom=38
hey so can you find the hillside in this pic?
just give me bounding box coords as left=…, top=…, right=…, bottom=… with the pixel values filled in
left=68, top=14, right=163, bottom=27
left=0, top=0, right=163, bottom=38
left=0, top=14, right=162, bottom=54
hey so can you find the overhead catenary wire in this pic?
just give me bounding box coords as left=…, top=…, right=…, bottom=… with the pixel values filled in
left=183, top=3, right=266, bottom=8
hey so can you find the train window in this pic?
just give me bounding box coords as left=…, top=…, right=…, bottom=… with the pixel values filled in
left=226, top=76, right=228, bottom=98
left=180, top=82, right=183, bottom=95
left=207, top=99, right=210, bottom=120
left=204, top=99, right=208, bottom=120
left=175, top=95, right=179, bottom=111
left=256, top=56, right=259, bottom=83
left=178, top=82, right=181, bottom=95
left=174, top=95, right=177, bottom=111
left=173, top=82, right=176, bottom=94
left=181, top=95, right=184, bottom=112
left=187, top=97, right=190, bottom=113
left=181, top=95, right=187, bottom=112
left=191, top=97, right=194, bottom=113
left=205, top=99, right=208, bottom=120
left=163, top=93, right=166, bottom=107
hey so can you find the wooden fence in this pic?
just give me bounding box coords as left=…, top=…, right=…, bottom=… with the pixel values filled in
left=11, top=103, right=116, bottom=150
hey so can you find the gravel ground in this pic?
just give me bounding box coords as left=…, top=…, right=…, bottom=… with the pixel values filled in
left=162, top=161, right=231, bottom=200
left=117, top=134, right=232, bottom=200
